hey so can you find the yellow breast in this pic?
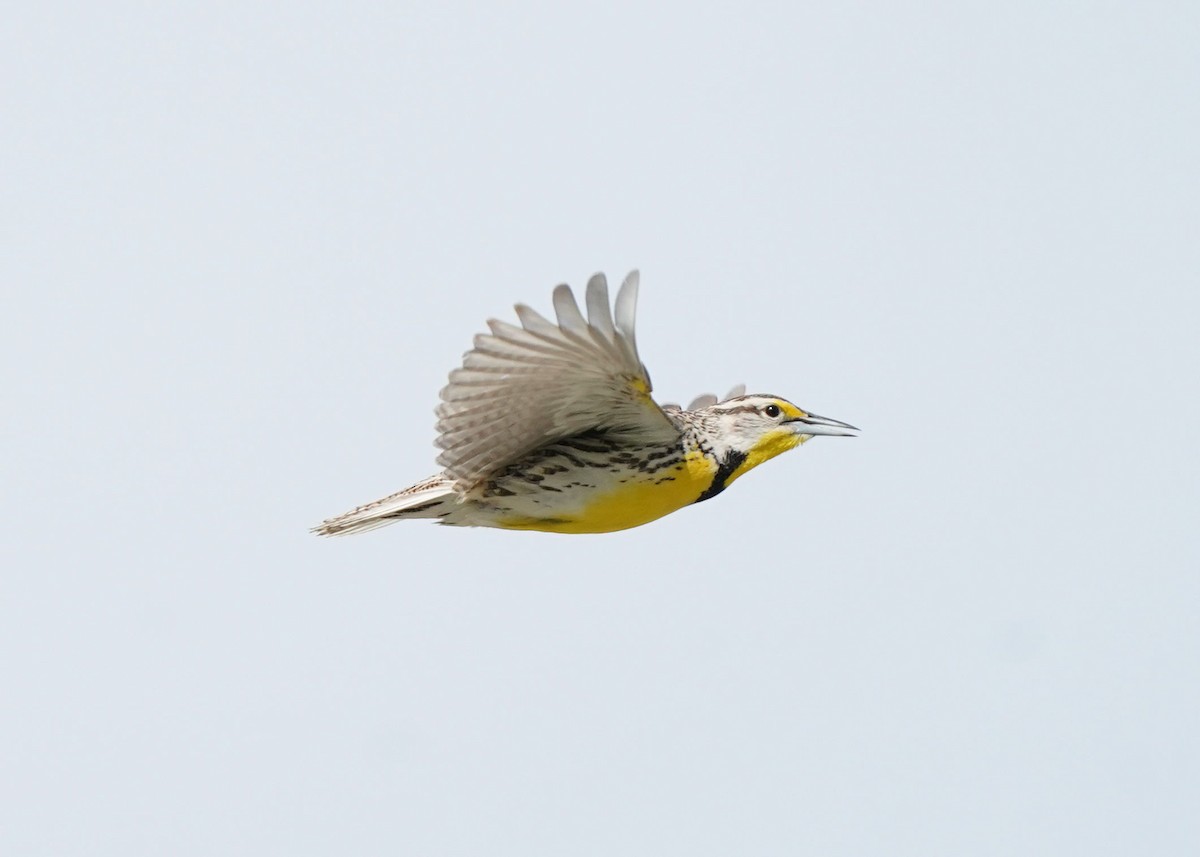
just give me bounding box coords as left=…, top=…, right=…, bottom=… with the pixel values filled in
left=498, top=450, right=717, bottom=534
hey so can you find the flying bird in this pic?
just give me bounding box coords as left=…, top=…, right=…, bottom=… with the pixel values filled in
left=314, top=271, right=857, bottom=535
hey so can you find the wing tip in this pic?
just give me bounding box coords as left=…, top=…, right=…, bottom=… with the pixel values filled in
left=614, top=270, right=640, bottom=343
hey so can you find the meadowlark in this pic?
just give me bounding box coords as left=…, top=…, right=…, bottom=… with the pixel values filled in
left=314, top=271, right=857, bottom=536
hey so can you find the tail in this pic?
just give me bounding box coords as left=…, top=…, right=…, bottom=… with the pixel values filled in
left=312, top=475, right=457, bottom=536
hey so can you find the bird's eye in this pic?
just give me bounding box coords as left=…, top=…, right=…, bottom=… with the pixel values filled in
left=764, top=404, right=781, bottom=419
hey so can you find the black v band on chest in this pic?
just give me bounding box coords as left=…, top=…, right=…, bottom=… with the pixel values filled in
left=695, top=449, right=748, bottom=503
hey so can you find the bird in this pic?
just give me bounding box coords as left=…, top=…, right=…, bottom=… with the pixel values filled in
left=313, top=270, right=857, bottom=536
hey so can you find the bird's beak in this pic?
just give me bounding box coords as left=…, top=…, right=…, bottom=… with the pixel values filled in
left=788, top=412, right=859, bottom=437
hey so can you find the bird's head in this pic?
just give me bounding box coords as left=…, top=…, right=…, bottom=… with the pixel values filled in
left=698, top=394, right=858, bottom=479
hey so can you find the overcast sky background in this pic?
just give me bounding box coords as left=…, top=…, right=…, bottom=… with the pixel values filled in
left=5, top=3, right=1199, bottom=855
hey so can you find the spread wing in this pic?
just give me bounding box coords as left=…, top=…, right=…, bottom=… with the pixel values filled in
left=435, top=270, right=679, bottom=494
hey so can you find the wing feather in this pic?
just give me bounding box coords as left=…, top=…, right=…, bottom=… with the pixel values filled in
left=552, top=284, right=589, bottom=335
left=585, top=273, right=616, bottom=338
left=435, top=270, right=678, bottom=494
left=513, top=304, right=559, bottom=336
left=614, top=271, right=639, bottom=345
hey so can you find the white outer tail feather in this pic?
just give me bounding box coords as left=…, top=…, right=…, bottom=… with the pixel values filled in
left=313, top=477, right=456, bottom=536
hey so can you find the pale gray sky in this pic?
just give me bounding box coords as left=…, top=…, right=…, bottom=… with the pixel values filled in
left=5, top=3, right=1199, bottom=855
